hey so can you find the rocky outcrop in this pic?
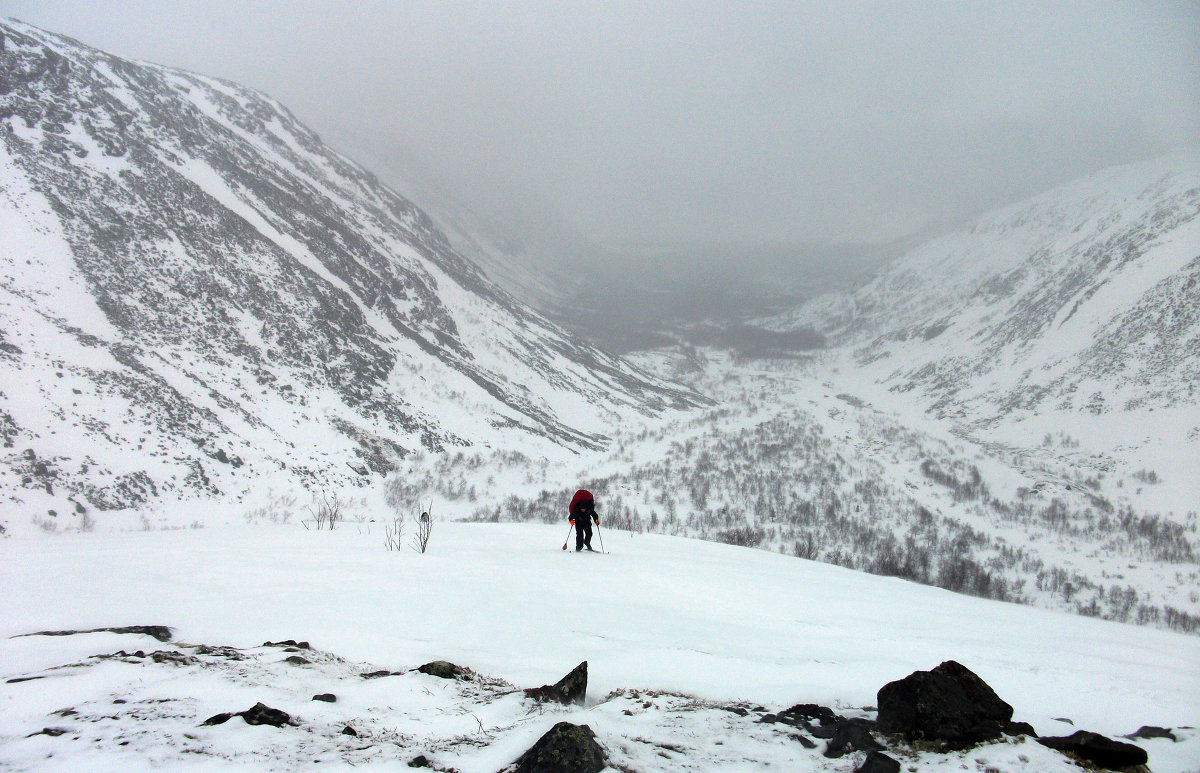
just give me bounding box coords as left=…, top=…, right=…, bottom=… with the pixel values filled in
left=417, top=660, right=466, bottom=680
left=15, top=625, right=172, bottom=642
left=511, top=722, right=606, bottom=773
left=876, top=660, right=1015, bottom=747
left=524, top=661, right=588, bottom=706
left=855, top=751, right=901, bottom=773
left=1037, top=730, right=1149, bottom=769
left=203, top=702, right=293, bottom=728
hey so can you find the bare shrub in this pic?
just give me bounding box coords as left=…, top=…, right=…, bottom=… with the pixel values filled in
left=306, top=492, right=343, bottom=531
left=384, top=514, right=405, bottom=552
left=413, top=504, right=434, bottom=553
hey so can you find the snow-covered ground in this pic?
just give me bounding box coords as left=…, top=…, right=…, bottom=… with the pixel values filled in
left=2, top=522, right=1196, bottom=771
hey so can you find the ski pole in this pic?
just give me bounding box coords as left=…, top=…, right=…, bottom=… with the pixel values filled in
left=561, top=523, right=573, bottom=551
left=596, top=521, right=605, bottom=553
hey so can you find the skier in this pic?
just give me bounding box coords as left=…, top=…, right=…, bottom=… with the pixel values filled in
left=568, top=489, right=599, bottom=552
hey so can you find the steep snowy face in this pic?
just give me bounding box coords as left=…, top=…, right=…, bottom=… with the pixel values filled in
left=784, top=152, right=1200, bottom=432
left=0, top=20, right=695, bottom=516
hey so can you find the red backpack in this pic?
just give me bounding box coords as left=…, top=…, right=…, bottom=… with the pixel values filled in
left=569, top=489, right=594, bottom=516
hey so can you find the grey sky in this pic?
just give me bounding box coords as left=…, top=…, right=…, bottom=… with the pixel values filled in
left=6, top=0, right=1199, bottom=246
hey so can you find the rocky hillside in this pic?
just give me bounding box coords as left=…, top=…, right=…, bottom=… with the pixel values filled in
left=0, top=20, right=696, bottom=525
left=778, top=151, right=1200, bottom=431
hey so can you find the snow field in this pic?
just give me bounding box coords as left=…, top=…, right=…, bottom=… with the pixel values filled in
left=1, top=523, right=1196, bottom=771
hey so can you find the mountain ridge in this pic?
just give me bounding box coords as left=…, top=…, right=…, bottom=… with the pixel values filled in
left=0, top=19, right=697, bottom=523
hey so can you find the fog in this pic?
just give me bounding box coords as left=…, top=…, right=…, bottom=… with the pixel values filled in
left=7, top=0, right=1198, bottom=252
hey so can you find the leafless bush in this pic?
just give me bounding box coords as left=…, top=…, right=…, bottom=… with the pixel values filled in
left=413, top=504, right=434, bottom=553
left=384, top=514, right=405, bottom=552
left=305, top=492, right=343, bottom=531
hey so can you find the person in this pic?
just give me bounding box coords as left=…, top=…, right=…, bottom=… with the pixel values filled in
left=568, top=489, right=599, bottom=552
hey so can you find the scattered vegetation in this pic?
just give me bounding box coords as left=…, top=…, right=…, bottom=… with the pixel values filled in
left=305, top=492, right=343, bottom=531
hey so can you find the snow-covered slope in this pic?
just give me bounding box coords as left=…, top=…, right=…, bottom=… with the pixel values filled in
left=0, top=523, right=1196, bottom=771
left=776, top=151, right=1200, bottom=476
left=0, top=20, right=696, bottom=527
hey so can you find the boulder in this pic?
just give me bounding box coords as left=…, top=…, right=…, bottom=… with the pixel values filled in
left=513, top=722, right=606, bottom=773
left=1125, top=726, right=1175, bottom=742
left=876, top=660, right=1013, bottom=747
left=240, top=702, right=292, bottom=727
left=824, top=718, right=884, bottom=758
left=525, top=662, right=588, bottom=706
left=1037, top=730, right=1149, bottom=769
left=312, top=693, right=337, bottom=703
left=204, top=703, right=293, bottom=728
left=1004, top=721, right=1036, bottom=737
left=855, top=751, right=901, bottom=773
left=417, top=660, right=465, bottom=679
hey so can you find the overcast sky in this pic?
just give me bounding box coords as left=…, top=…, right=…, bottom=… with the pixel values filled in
left=6, top=0, right=1199, bottom=246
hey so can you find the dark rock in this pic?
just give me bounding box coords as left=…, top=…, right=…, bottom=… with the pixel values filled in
left=418, top=660, right=465, bottom=679
left=1005, top=721, right=1037, bottom=737
left=7, top=676, right=46, bottom=684
left=361, top=670, right=403, bottom=679
left=524, top=661, right=588, bottom=705
left=824, top=718, right=884, bottom=758
left=263, top=639, right=311, bottom=649
left=855, top=750, right=901, bottom=773
left=16, top=625, right=172, bottom=642
left=312, top=693, right=337, bottom=703
left=341, top=725, right=357, bottom=736
left=876, top=660, right=1013, bottom=747
left=150, top=650, right=198, bottom=665
left=1126, top=725, right=1175, bottom=741
left=284, top=655, right=311, bottom=665
left=27, top=727, right=69, bottom=738
left=1053, top=717, right=1075, bottom=725
left=408, top=755, right=431, bottom=767
left=513, top=721, right=606, bottom=773
left=1038, top=730, right=1149, bottom=768
left=239, top=702, right=292, bottom=727
left=202, top=712, right=234, bottom=726
left=193, top=645, right=245, bottom=660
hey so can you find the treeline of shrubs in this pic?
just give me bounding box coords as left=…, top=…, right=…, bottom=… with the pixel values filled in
left=438, top=392, right=1199, bottom=634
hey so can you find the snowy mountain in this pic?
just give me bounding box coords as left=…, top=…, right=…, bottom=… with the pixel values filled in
left=1, top=522, right=1196, bottom=772
left=774, top=152, right=1200, bottom=469
left=448, top=157, right=1200, bottom=635
left=0, top=20, right=697, bottom=524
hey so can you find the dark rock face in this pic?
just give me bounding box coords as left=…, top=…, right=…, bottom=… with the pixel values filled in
left=417, top=660, right=465, bottom=680
left=855, top=751, right=901, bottom=773
left=513, top=722, right=606, bottom=773
left=312, top=693, right=336, bottom=703
left=876, top=660, right=1014, bottom=747
left=1038, top=730, right=1149, bottom=769
left=525, top=661, right=588, bottom=706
